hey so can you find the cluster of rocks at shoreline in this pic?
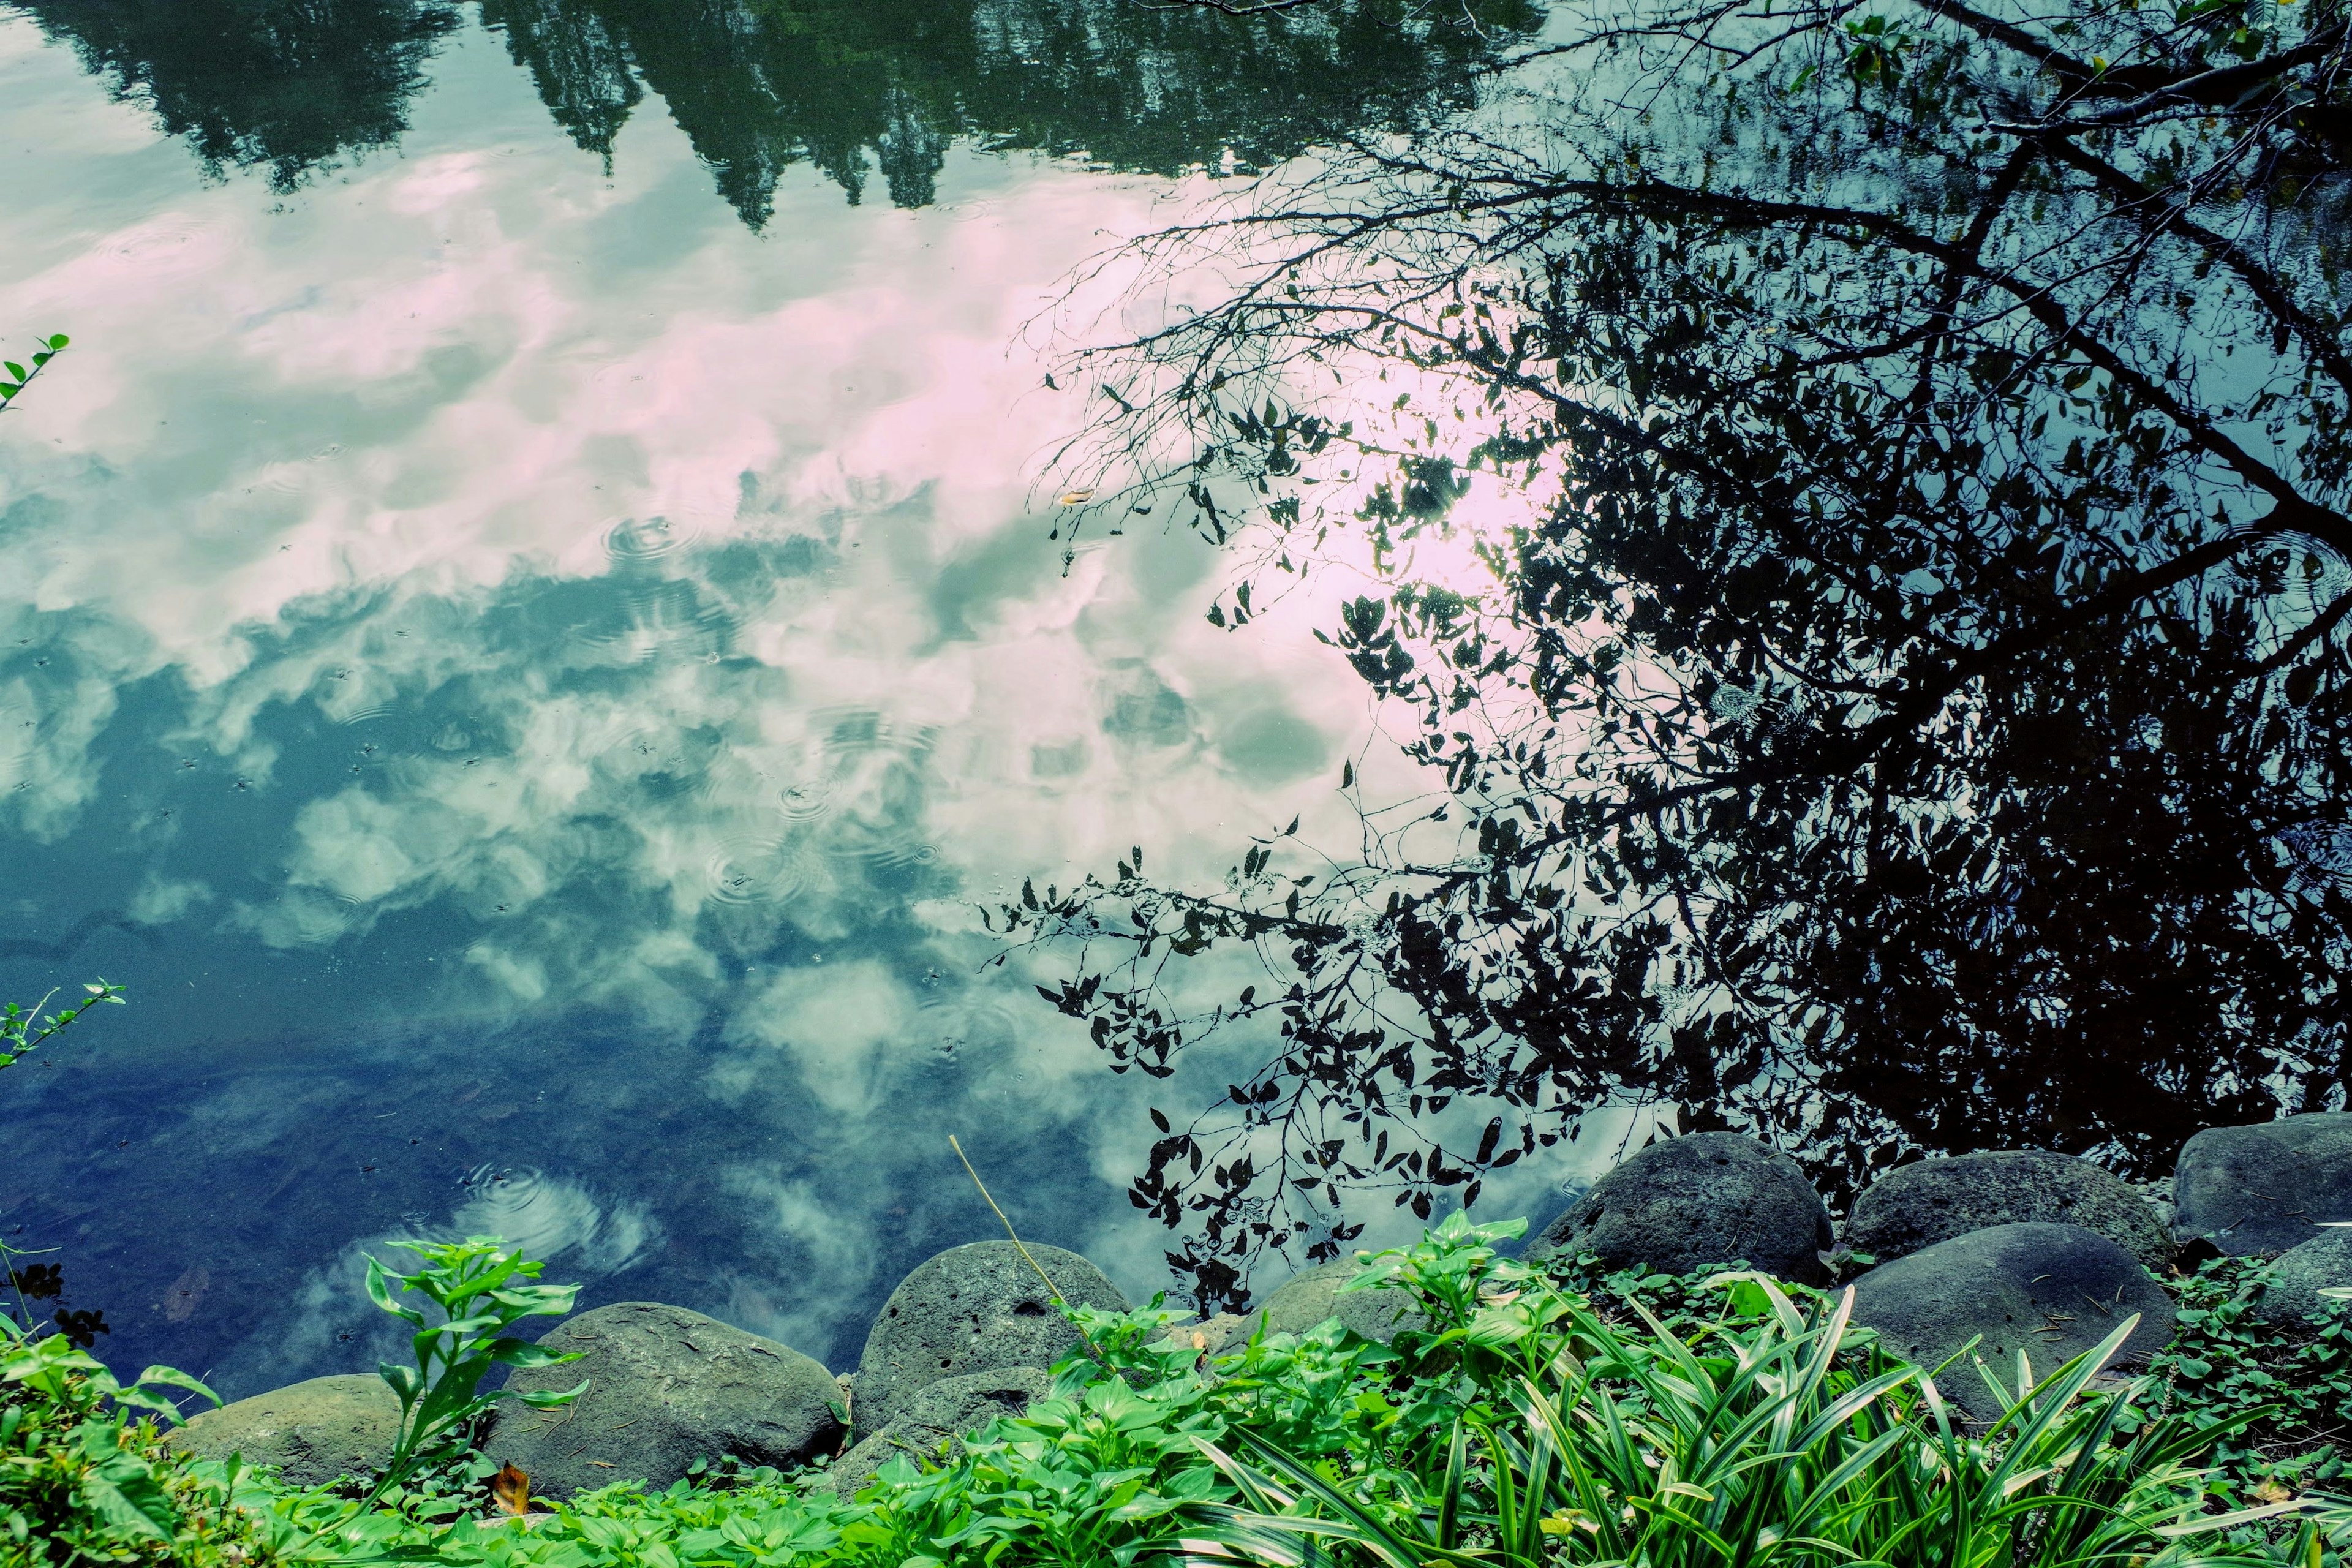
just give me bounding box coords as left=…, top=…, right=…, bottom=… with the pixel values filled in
left=170, top=1110, right=2352, bottom=1497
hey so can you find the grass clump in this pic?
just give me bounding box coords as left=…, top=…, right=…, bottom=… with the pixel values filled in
left=1187, top=1218, right=2345, bottom=1568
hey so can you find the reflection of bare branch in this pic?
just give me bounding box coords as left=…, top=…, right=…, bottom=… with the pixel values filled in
left=1014, top=0, right=2352, bottom=1302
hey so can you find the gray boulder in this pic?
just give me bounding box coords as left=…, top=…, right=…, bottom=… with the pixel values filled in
left=1526, top=1132, right=1833, bottom=1284
left=1177, top=1312, right=1254, bottom=1357
left=2252, top=1228, right=2352, bottom=1327
left=853, top=1242, right=1126, bottom=1442
left=1844, top=1150, right=2172, bottom=1270
left=1847, top=1222, right=2174, bottom=1417
left=1247, top=1259, right=1425, bottom=1344
left=2174, top=1113, right=2352, bottom=1256
left=824, top=1366, right=1051, bottom=1496
left=165, top=1374, right=401, bottom=1490
left=485, top=1302, right=842, bottom=1499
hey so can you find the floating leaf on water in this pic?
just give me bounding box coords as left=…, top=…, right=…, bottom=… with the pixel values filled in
left=1057, top=489, right=1095, bottom=506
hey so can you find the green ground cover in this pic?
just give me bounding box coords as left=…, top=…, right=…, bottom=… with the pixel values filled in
left=7, top=1213, right=2349, bottom=1567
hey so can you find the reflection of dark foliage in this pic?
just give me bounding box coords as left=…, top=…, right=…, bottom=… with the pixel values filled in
left=50, top=1307, right=110, bottom=1349
left=6, top=1264, right=63, bottom=1302
left=17, top=0, right=463, bottom=190
left=4, top=1262, right=109, bottom=1347
left=1010, top=0, right=2352, bottom=1305
left=484, top=0, right=1540, bottom=223
left=475, top=0, right=639, bottom=166
left=18, top=0, right=1539, bottom=221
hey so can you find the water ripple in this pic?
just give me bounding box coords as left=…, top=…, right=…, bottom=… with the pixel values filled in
left=704, top=837, right=807, bottom=907
left=601, top=513, right=701, bottom=564
left=598, top=723, right=722, bottom=802
left=803, top=707, right=937, bottom=867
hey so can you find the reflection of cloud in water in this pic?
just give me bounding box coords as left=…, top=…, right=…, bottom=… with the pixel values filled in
left=718, top=959, right=922, bottom=1119
left=718, top=1170, right=882, bottom=1353
left=0, top=18, right=1404, bottom=1394
left=225, top=1170, right=658, bottom=1395
left=235, top=885, right=363, bottom=950
left=453, top=1169, right=659, bottom=1276
left=804, top=708, right=935, bottom=867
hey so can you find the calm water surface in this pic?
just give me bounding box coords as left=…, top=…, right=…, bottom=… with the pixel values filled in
left=0, top=0, right=1589, bottom=1396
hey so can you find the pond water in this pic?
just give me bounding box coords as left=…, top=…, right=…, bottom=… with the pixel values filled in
left=0, top=0, right=1607, bottom=1397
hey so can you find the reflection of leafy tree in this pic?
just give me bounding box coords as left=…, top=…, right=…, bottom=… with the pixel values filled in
left=1011, top=0, right=2352, bottom=1306
left=490, top=0, right=1541, bottom=222
left=18, top=0, right=1540, bottom=221
left=476, top=0, right=639, bottom=167
left=18, top=0, right=462, bottom=190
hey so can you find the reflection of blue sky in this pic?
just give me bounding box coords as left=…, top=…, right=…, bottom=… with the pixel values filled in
left=0, top=12, right=1615, bottom=1395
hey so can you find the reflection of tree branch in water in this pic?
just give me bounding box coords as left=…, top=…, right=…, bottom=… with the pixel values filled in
left=0, top=911, right=162, bottom=963
left=1011, top=0, right=2352, bottom=1306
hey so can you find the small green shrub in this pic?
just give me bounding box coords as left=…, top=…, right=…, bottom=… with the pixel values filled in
left=2149, top=1255, right=2352, bottom=1503
left=361, top=1237, right=586, bottom=1504
left=0, top=1313, right=256, bottom=1566
left=4, top=980, right=128, bottom=1350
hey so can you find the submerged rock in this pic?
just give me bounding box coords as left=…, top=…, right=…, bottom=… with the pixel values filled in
left=823, top=1366, right=1052, bottom=1495
left=2251, top=1228, right=2352, bottom=1327
left=1525, top=1131, right=1833, bottom=1283
left=165, top=1374, right=401, bottom=1490
left=1843, top=1149, right=2171, bottom=1270
left=486, top=1302, right=842, bottom=1500
left=2174, top=1113, right=2352, bottom=1256
left=853, top=1241, right=1126, bottom=1443
left=1846, top=1221, right=2174, bottom=1417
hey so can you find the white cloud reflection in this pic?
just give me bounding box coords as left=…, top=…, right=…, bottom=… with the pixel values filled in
left=0, top=10, right=1584, bottom=1384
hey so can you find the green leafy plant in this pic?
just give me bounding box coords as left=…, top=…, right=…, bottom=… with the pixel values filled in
left=916, top=1376, right=1229, bottom=1564
left=3, top=981, right=127, bottom=1346
left=70, top=1215, right=2350, bottom=1568
left=361, top=1236, right=587, bottom=1503
left=0, top=1305, right=259, bottom=1564
left=0, top=333, right=66, bottom=412
left=0, top=981, right=126, bottom=1080
left=1180, top=1261, right=2352, bottom=1568
left=2150, top=1254, right=2352, bottom=1504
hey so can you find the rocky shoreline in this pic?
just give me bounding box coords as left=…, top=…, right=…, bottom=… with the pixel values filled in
left=170, top=1111, right=2352, bottom=1496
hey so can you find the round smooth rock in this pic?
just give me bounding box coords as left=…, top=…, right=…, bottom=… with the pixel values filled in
left=1847, top=1222, right=2175, bottom=1419
left=1844, top=1150, right=2172, bottom=1270
left=2252, top=1228, right=2352, bottom=1327
left=824, top=1365, right=1050, bottom=1496
left=165, top=1373, right=401, bottom=1490
left=1248, top=1259, right=1425, bottom=1344
left=2174, top=1113, right=2352, bottom=1256
left=486, top=1302, right=842, bottom=1499
left=1525, top=1132, right=1833, bottom=1284
left=852, top=1241, right=1126, bottom=1442
left=1176, top=1311, right=1254, bottom=1357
